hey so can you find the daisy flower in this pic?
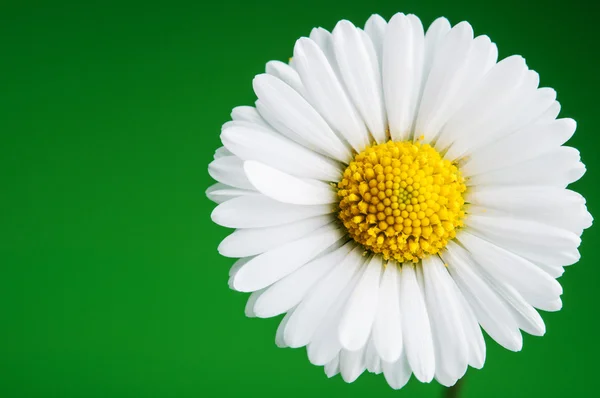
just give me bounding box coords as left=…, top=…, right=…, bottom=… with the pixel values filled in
left=206, top=12, right=592, bottom=389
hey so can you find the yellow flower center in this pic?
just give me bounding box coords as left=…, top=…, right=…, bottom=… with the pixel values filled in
left=337, top=141, right=466, bottom=263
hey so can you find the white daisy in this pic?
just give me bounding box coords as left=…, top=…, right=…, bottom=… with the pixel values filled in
left=207, top=13, right=592, bottom=389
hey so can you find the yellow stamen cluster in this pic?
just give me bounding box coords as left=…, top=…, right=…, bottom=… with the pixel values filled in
left=337, top=141, right=466, bottom=263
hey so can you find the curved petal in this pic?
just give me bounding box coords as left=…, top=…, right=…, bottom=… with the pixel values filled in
left=338, top=255, right=382, bottom=351
left=208, top=156, right=254, bottom=190
left=231, top=223, right=343, bottom=292
left=373, top=261, right=403, bottom=363
left=244, top=161, right=337, bottom=205
left=333, top=20, right=387, bottom=142
left=222, top=125, right=342, bottom=181
left=211, top=194, right=332, bottom=228
left=399, top=263, right=435, bottom=382
left=293, top=37, right=370, bottom=151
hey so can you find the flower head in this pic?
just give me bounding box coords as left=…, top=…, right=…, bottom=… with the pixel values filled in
left=207, top=13, right=592, bottom=389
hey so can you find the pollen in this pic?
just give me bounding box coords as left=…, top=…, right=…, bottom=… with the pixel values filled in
left=337, top=141, right=466, bottom=263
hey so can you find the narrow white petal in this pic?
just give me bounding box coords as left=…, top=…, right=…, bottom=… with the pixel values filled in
left=458, top=230, right=563, bottom=304
left=442, top=242, right=523, bottom=351
left=309, top=27, right=340, bottom=76
left=421, top=256, right=469, bottom=386
left=244, top=161, right=337, bottom=205
left=365, top=337, right=382, bottom=374
left=373, top=262, right=403, bottom=363
left=231, top=224, right=343, bottom=292
left=383, top=13, right=425, bottom=141
left=423, top=17, right=451, bottom=78
left=427, top=34, right=498, bottom=148
left=253, top=73, right=352, bottom=162
left=206, top=182, right=257, bottom=204
left=211, top=195, right=332, bottom=228
left=293, top=37, right=370, bottom=151
left=245, top=289, right=265, bottom=317
left=440, top=56, right=527, bottom=158
left=324, top=355, right=340, bottom=378
left=462, top=119, right=576, bottom=177
left=339, top=255, right=382, bottom=351
left=340, top=345, right=367, bottom=383
left=307, top=259, right=364, bottom=366
left=451, top=278, right=486, bottom=369
left=213, top=146, right=233, bottom=159
left=382, top=349, right=412, bottom=390
left=468, top=147, right=586, bottom=188
left=466, top=186, right=592, bottom=235
left=208, top=156, right=254, bottom=190
left=536, top=100, right=561, bottom=124
left=284, top=246, right=366, bottom=348
left=333, top=20, right=387, bottom=142
left=218, top=214, right=333, bottom=257
left=221, top=125, right=342, bottom=181
left=399, top=263, right=435, bottom=382
left=266, top=60, right=306, bottom=96
left=231, top=106, right=270, bottom=128
left=254, top=241, right=353, bottom=318
left=364, top=14, right=387, bottom=66
left=416, top=21, right=474, bottom=143
left=275, top=309, right=294, bottom=348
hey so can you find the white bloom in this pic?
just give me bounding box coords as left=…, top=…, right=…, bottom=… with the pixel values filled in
left=207, top=13, right=592, bottom=389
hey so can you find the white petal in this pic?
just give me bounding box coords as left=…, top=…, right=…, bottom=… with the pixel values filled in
left=218, top=214, right=334, bottom=257
left=231, top=224, right=343, bottom=292
left=373, top=262, right=403, bottom=363
left=421, top=256, right=469, bottom=386
left=211, top=194, right=332, bottom=228
left=458, top=231, right=563, bottom=305
left=309, top=27, right=340, bottom=76
left=206, top=182, right=257, bottom=204
left=266, top=60, right=306, bottom=96
left=275, top=309, right=294, bottom=348
left=451, top=278, right=486, bottom=369
left=423, top=17, right=451, bottom=78
left=416, top=21, right=474, bottom=143
left=231, top=106, right=270, bottom=128
left=536, top=100, right=561, bottom=124
left=333, top=20, right=387, bottom=143
left=382, top=349, right=412, bottom=390
left=244, top=161, right=337, bottom=205
left=208, top=156, right=254, bottom=190
left=364, top=14, right=387, bottom=66
left=221, top=125, right=341, bottom=181
left=440, top=56, right=527, bottom=158
left=293, top=37, right=370, bottom=151
left=487, top=279, right=546, bottom=336
left=383, top=13, right=425, bottom=141
left=399, top=263, right=435, bottom=382
left=365, top=337, right=382, bottom=374
left=340, top=345, right=367, bottom=383
left=466, top=186, right=592, bottom=235
left=465, top=214, right=580, bottom=265
left=428, top=34, right=497, bottom=148
left=468, top=147, right=586, bottom=188
left=441, top=242, right=523, bottom=351
left=324, top=355, right=340, bottom=378
left=462, top=118, right=576, bottom=177
left=213, top=146, right=233, bottom=159
left=254, top=241, right=354, bottom=318
left=253, top=73, right=352, bottom=162
left=284, top=246, right=366, bottom=348
left=339, top=255, right=382, bottom=351
left=245, top=289, right=265, bottom=317
left=307, top=258, right=364, bottom=366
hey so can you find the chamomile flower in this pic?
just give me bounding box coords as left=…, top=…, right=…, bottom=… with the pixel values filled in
left=207, top=13, right=592, bottom=389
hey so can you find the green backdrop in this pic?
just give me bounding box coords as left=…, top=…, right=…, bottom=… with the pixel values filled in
left=1, top=0, right=597, bottom=397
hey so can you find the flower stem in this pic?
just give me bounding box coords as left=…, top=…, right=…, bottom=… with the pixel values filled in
left=444, top=379, right=463, bottom=398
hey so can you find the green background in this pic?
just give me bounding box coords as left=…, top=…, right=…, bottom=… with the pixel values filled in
left=1, top=0, right=597, bottom=396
